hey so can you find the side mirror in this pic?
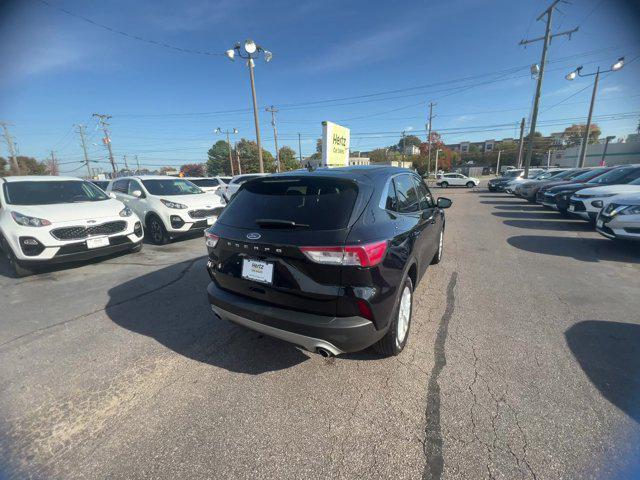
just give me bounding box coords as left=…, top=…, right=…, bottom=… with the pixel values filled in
left=108, top=192, right=116, bottom=199
left=132, top=190, right=143, bottom=198
left=437, top=197, right=452, bottom=209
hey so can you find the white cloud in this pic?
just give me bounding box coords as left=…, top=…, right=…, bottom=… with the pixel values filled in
left=304, top=24, right=419, bottom=73
left=600, top=85, right=622, bottom=96
left=145, top=0, right=246, bottom=32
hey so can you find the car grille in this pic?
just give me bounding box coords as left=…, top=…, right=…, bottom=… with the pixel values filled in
left=51, top=221, right=127, bottom=240
left=55, top=235, right=131, bottom=255
left=189, top=208, right=222, bottom=219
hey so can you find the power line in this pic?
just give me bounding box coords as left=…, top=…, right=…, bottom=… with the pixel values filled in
left=36, top=0, right=224, bottom=56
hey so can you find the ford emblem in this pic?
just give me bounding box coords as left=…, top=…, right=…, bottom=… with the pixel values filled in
left=87, top=220, right=97, bottom=224
left=246, top=232, right=261, bottom=240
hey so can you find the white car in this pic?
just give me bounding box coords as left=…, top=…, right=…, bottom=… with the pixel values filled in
left=185, top=176, right=228, bottom=196
left=0, top=176, right=143, bottom=277
left=221, top=173, right=269, bottom=200
left=436, top=173, right=479, bottom=188
left=596, top=193, right=640, bottom=242
left=107, top=176, right=224, bottom=244
left=504, top=169, right=546, bottom=194
left=568, top=178, right=640, bottom=223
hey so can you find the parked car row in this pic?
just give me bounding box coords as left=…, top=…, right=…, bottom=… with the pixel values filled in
left=490, top=164, right=640, bottom=242
left=0, top=174, right=229, bottom=276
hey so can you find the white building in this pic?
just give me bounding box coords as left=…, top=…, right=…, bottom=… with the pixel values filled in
left=556, top=140, right=640, bottom=167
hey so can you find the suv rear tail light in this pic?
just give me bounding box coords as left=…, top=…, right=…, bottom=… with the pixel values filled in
left=205, top=231, right=219, bottom=248
left=300, top=240, right=387, bottom=267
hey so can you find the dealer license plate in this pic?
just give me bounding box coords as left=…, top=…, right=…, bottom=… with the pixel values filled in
left=87, top=237, right=110, bottom=249
left=241, top=259, right=274, bottom=284
left=568, top=205, right=575, bottom=212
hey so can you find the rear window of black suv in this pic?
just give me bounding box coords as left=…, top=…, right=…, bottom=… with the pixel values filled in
left=219, top=176, right=358, bottom=231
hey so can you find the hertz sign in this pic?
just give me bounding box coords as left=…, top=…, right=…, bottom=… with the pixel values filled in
left=321, top=121, right=350, bottom=167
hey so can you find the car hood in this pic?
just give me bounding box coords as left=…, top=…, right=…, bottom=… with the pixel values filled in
left=604, top=193, right=640, bottom=206
left=574, top=184, right=640, bottom=197
left=546, top=182, right=590, bottom=194
left=8, top=199, right=126, bottom=223
left=159, top=193, right=223, bottom=209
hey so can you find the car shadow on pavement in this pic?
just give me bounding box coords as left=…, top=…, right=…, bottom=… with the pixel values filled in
left=507, top=235, right=640, bottom=264
left=503, top=219, right=594, bottom=232
left=565, top=321, right=640, bottom=423
left=492, top=211, right=567, bottom=220
left=105, top=257, right=311, bottom=374
left=492, top=205, right=547, bottom=211
left=480, top=200, right=530, bottom=205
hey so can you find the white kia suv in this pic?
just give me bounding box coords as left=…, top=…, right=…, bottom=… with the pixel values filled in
left=221, top=173, right=269, bottom=201
left=107, top=176, right=224, bottom=244
left=436, top=173, right=479, bottom=188
left=0, top=176, right=143, bottom=277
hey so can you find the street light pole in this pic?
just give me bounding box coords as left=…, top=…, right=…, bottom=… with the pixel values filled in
left=225, top=40, right=272, bottom=174
left=565, top=57, right=624, bottom=167
left=600, top=136, right=615, bottom=166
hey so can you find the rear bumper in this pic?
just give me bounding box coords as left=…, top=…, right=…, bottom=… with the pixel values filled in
left=206, top=281, right=383, bottom=354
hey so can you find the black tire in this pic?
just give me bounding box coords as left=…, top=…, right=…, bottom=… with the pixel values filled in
left=440, top=181, right=449, bottom=188
left=374, top=276, right=413, bottom=357
left=431, top=227, right=444, bottom=265
left=466, top=181, right=475, bottom=188
left=1, top=240, right=34, bottom=278
left=146, top=215, right=170, bottom=245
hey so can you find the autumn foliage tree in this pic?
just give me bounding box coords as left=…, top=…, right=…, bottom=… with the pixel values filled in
left=180, top=163, right=205, bottom=177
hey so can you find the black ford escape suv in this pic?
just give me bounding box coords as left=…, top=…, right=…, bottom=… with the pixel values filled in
left=205, top=166, right=451, bottom=357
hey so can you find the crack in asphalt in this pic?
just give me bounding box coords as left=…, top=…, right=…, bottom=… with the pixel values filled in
left=422, top=271, right=458, bottom=480
left=0, top=256, right=204, bottom=350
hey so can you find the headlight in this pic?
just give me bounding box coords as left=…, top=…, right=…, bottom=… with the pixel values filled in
left=160, top=199, right=187, bottom=209
left=591, top=200, right=603, bottom=208
left=11, top=211, right=51, bottom=227
left=119, top=206, right=133, bottom=217
left=619, top=205, right=640, bottom=215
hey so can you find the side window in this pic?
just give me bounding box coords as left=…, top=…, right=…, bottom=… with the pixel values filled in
left=113, top=179, right=129, bottom=193
left=414, top=177, right=435, bottom=209
left=393, top=175, right=419, bottom=213
left=128, top=180, right=142, bottom=195
left=385, top=180, right=398, bottom=211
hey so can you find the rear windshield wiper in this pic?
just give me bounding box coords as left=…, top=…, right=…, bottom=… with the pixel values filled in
left=255, top=218, right=310, bottom=228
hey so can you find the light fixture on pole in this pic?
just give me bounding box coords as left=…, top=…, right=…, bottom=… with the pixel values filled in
left=565, top=57, right=624, bottom=167
left=215, top=127, right=239, bottom=175
left=225, top=39, right=273, bottom=173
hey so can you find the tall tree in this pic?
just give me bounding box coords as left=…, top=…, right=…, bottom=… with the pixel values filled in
left=236, top=138, right=275, bottom=173
left=397, top=134, right=422, bottom=152
left=0, top=157, right=8, bottom=176
left=278, top=146, right=300, bottom=171
left=206, top=140, right=232, bottom=176
left=180, top=163, right=205, bottom=177
left=308, top=138, right=323, bottom=162
left=562, top=124, right=601, bottom=147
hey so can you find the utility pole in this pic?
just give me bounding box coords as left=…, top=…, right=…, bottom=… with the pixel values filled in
left=123, top=154, right=129, bottom=171
left=496, top=150, right=502, bottom=175
left=401, top=130, right=407, bottom=161
left=519, top=1, right=578, bottom=178
left=298, top=133, right=303, bottom=164
left=546, top=149, right=552, bottom=168
left=516, top=118, right=526, bottom=168
left=1, top=122, right=20, bottom=174
left=135, top=155, right=140, bottom=173
left=434, top=149, right=441, bottom=175
left=266, top=105, right=280, bottom=172
left=426, top=102, right=436, bottom=174
left=92, top=114, right=117, bottom=175
left=76, top=124, right=92, bottom=177
left=48, top=151, right=59, bottom=176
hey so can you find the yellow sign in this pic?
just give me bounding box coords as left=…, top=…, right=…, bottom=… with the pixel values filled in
left=322, top=121, right=350, bottom=167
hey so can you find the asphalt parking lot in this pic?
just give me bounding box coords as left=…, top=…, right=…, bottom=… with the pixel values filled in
left=1, top=184, right=639, bottom=479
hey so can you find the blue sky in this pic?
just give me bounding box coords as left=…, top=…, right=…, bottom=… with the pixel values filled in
left=1, top=0, right=639, bottom=174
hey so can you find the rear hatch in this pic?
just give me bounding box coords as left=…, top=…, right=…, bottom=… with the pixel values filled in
left=209, top=175, right=371, bottom=316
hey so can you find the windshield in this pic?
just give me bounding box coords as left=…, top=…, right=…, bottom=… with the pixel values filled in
left=190, top=179, right=219, bottom=188
left=569, top=168, right=610, bottom=182
left=219, top=177, right=358, bottom=230
left=503, top=170, right=523, bottom=178
left=141, top=179, right=203, bottom=196
left=3, top=180, right=109, bottom=205
left=586, top=166, right=640, bottom=185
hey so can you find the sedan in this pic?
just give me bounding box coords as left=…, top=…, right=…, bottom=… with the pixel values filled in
left=596, top=193, right=640, bottom=242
